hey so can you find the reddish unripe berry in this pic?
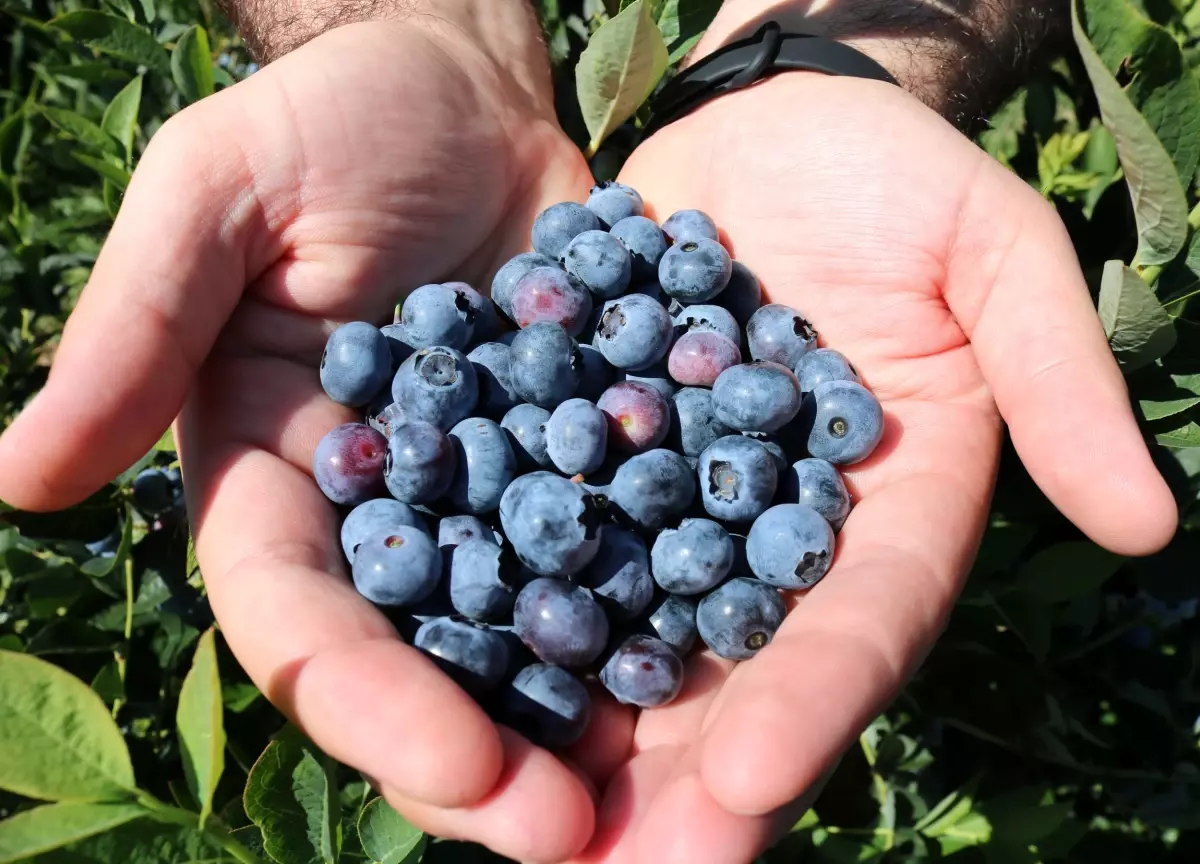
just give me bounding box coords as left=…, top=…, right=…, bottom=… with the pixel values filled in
left=668, top=331, right=741, bottom=387
left=510, top=267, right=592, bottom=336
left=597, top=381, right=671, bottom=453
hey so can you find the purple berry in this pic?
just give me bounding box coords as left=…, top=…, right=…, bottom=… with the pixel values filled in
left=313, top=423, right=387, bottom=506
left=511, top=266, right=593, bottom=336
left=667, top=330, right=741, bottom=387
left=597, top=380, right=671, bottom=454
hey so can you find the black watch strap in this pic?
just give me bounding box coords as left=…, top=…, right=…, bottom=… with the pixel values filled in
left=643, top=21, right=899, bottom=137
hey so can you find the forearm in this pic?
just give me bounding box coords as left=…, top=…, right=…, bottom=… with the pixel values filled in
left=698, top=0, right=1068, bottom=131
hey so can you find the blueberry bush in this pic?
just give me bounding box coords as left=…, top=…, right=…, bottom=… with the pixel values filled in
left=3, top=0, right=1200, bottom=861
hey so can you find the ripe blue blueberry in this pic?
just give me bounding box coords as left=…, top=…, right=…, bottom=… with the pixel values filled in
left=437, top=514, right=499, bottom=549
left=747, top=504, right=835, bottom=589
left=500, top=403, right=554, bottom=470
left=467, top=342, right=521, bottom=418
left=696, top=577, right=785, bottom=660
left=575, top=344, right=616, bottom=401
left=711, top=361, right=801, bottom=433
left=609, top=215, right=668, bottom=283
left=594, top=294, right=674, bottom=371
left=608, top=448, right=695, bottom=530
left=600, top=635, right=684, bottom=708
left=449, top=539, right=517, bottom=622
left=499, top=472, right=602, bottom=576
left=511, top=266, right=593, bottom=336
left=783, top=458, right=851, bottom=531
left=447, top=418, right=517, bottom=514
left=414, top=616, right=509, bottom=693
left=620, top=358, right=677, bottom=399
left=575, top=527, right=653, bottom=620
left=320, top=322, right=393, bottom=407
left=645, top=594, right=699, bottom=655
left=661, top=209, right=719, bottom=244
left=745, top=431, right=789, bottom=478
left=492, top=252, right=557, bottom=319
left=391, top=346, right=479, bottom=431
left=673, top=304, right=741, bottom=347
left=508, top=322, right=582, bottom=409
left=800, top=380, right=884, bottom=465
left=399, top=283, right=475, bottom=350
left=514, top=577, right=609, bottom=666
left=132, top=468, right=173, bottom=515
left=383, top=420, right=455, bottom=504
left=503, top=663, right=592, bottom=748
left=651, top=518, right=734, bottom=595
left=562, top=230, right=632, bottom=300
left=545, top=398, right=608, bottom=476
left=444, top=281, right=501, bottom=342
left=715, top=260, right=762, bottom=327
left=746, top=303, right=817, bottom=368
left=697, top=435, right=779, bottom=523
left=795, top=348, right=860, bottom=393
left=532, top=202, right=603, bottom=259
left=379, top=322, right=414, bottom=368
left=341, top=499, right=428, bottom=562
left=658, top=238, right=732, bottom=303
left=313, top=423, right=387, bottom=506
left=585, top=181, right=644, bottom=227
left=352, top=527, right=442, bottom=607
left=668, top=388, right=733, bottom=458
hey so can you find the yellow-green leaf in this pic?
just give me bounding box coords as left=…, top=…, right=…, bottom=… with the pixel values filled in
left=0, top=801, right=145, bottom=863
left=101, top=75, right=143, bottom=165
left=171, top=26, right=214, bottom=105
left=176, top=628, right=225, bottom=827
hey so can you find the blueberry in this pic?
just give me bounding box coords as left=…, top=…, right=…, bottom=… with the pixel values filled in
left=619, top=358, right=678, bottom=399
left=532, top=202, right=603, bottom=259
left=562, top=230, right=632, bottom=300
left=651, top=518, right=734, bottom=595
left=715, top=261, right=762, bottom=327
left=341, top=498, right=428, bottom=561
left=585, top=181, right=644, bottom=227
left=668, top=331, right=741, bottom=387
left=594, top=294, right=674, bottom=371
left=514, top=578, right=609, bottom=666
left=645, top=594, right=699, bottom=655
left=745, top=432, right=789, bottom=479
left=444, top=281, right=501, bottom=343
left=673, top=304, right=741, bottom=347
left=628, top=279, right=668, bottom=306
left=609, top=215, right=668, bottom=283
left=313, top=423, right=388, bottom=506
left=658, top=239, right=732, bottom=303
left=782, top=458, right=851, bottom=531
left=414, top=616, right=509, bottom=693
left=367, top=401, right=407, bottom=438
left=575, top=344, right=616, bottom=401
left=609, top=449, right=695, bottom=530
left=668, top=388, right=733, bottom=458
left=575, top=527, right=653, bottom=620
left=391, top=347, right=479, bottom=431
left=697, top=577, right=785, bottom=660
left=132, top=468, right=173, bottom=515
left=379, top=323, right=414, bottom=368
left=448, top=418, right=517, bottom=514
left=467, top=342, right=521, bottom=417
left=382, top=420, right=455, bottom=504
left=795, top=348, right=860, bottom=393
left=711, top=362, right=801, bottom=433
left=399, top=283, right=475, bottom=350
left=746, top=504, right=836, bottom=589
left=499, top=472, right=603, bottom=576
left=662, top=209, right=719, bottom=245
left=600, top=635, right=684, bottom=708
left=320, top=322, right=393, bottom=407
left=697, top=435, right=778, bottom=523
left=449, top=539, right=517, bottom=622
left=437, top=514, right=500, bottom=549
left=508, top=323, right=582, bottom=409
left=545, top=398, right=608, bottom=476
left=746, top=304, right=817, bottom=368
left=492, top=252, right=558, bottom=319
left=597, top=380, right=671, bottom=454
left=511, top=266, right=593, bottom=336
left=352, top=527, right=442, bottom=606
left=500, top=403, right=554, bottom=470
left=503, top=664, right=592, bottom=748
left=800, top=380, right=884, bottom=465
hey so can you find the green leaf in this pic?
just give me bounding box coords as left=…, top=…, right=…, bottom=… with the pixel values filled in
left=90, top=662, right=124, bottom=706
left=71, top=151, right=132, bottom=190
left=33, top=819, right=234, bottom=864
left=1015, top=541, right=1125, bottom=603
left=1072, top=1, right=1189, bottom=265
left=655, top=0, right=721, bottom=63
left=244, top=726, right=340, bottom=864
left=176, top=628, right=225, bottom=828
left=25, top=621, right=121, bottom=656
left=37, top=108, right=120, bottom=155
left=1098, top=259, right=1176, bottom=370
left=576, top=0, right=669, bottom=156
left=357, top=798, right=425, bottom=864
left=1140, top=394, right=1200, bottom=419
left=0, top=802, right=144, bottom=863
left=50, top=12, right=169, bottom=71
left=1156, top=421, right=1200, bottom=447
left=170, top=26, right=214, bottom=105
left=0, top=651, right=136, bottom=801
left=995, top=593, right=1052, bottom=659
left=101, top=75, right=142, bottom=165
left=152, top=426, right=175, bottom=452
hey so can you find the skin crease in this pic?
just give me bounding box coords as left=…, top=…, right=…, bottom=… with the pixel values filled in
left=0, top=2, right=1179, bottom=864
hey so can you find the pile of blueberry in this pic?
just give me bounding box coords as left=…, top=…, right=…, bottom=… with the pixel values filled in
left=312, top=184, right=883, bottom=749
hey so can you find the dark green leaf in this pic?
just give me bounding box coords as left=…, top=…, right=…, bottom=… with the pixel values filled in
left=357, top=798, right=424, bottom=864
left=25, top=621, right=121, bottom=656
left=89, top=662, right=123, bottom=706
left=70, top=151, right=131, bottom=190
left=1015, top=541, right=1125, bottom=602
left=100, top=75, right=142, bottom=164
left=655, top=0, right=721, bottom=64
left=995, top=593, right=1052, bottom=659
left=170, top=26, right=214, bottom=105
left=222, top=681, right=262, bottom=713
left=0, top=802, right=145, bottom=863
left=50, top=12, right=169, bottom=71
left=176, top=628, right=225, bottom=827
left=34, top=818, right=234, bottom=864
left=245, top=726, right=340, bottom=864
left=37, top=108, right=119, bottom=155
left=1098, top=259, right=1176, bottom=370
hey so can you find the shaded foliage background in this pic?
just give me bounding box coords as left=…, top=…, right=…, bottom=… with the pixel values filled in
left=1, top=0, right=1200, bottom=862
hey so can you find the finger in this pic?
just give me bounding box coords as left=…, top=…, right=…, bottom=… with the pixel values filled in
left=382, top=727, right=596, bottom=864
left=698, top=399, right=992, bottom=816
left=633, top=652, right=732, bottom=752
left=945, top=161, right=1177, bottom=555
left=563, top=684, right=637, bottom=789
